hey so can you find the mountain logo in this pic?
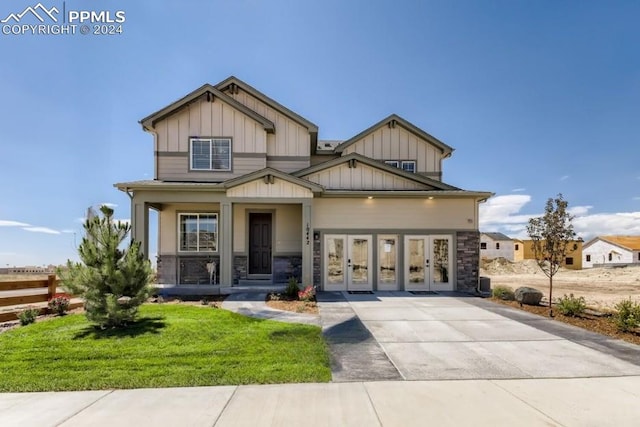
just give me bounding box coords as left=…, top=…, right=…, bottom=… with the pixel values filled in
left=1, top=3, right=59, bottom=23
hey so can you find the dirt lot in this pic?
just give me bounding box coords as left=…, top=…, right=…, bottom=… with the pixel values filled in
left=482, top=259, right=640, bottom=310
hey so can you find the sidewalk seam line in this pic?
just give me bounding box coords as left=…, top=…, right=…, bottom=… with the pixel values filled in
left=362, top=382, right=384, bottom=427
left=490, top=380, right=567, bottom=427
left=211, top=386, right=238, bottom=426
left=55, top=389, right=115, bottom=426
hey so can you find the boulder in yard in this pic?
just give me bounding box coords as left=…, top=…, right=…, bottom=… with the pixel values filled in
left=514, top=287, right=543, bottom=306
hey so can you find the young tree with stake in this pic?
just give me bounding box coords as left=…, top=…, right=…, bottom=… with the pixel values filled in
left=526, top=194, right=576, bottom=317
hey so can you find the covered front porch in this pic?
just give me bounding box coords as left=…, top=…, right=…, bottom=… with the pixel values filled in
left=118, top=169, right=323, bottom=289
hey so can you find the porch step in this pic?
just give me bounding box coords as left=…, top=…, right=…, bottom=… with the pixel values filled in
left=222, top=285, right=286, bottom=294
left=237, top=279, right=273, bottom=286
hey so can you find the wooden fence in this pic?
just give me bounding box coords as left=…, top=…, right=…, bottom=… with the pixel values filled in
left=0, top=275, right=82, bottom=322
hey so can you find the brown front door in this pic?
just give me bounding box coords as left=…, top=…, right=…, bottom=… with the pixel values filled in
left=249, top=213, right=272, bottom=275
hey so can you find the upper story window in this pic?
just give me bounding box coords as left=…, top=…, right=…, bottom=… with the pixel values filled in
left=401, top=161, right=416, bottom=173
left=480, top=242, right=487, bottom=250
left=179, top=213, right=218, bottom=252
left=384, top=160, right=416, bottom=173
left=496, top=243, right=500, bottom=249
left=190, top=138, right=231, bottom=171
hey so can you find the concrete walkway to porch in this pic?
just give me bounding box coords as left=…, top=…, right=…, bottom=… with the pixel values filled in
left=221, top=292, right=321, bottom=326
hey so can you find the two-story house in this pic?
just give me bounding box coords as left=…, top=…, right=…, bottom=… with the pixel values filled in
left=115, top=76, right=492, bottom=293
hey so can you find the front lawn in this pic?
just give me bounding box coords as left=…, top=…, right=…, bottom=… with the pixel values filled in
left=0, top=304, right=331, bottom=392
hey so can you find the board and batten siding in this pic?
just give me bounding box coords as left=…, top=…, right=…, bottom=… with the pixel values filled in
left=227, top=178, right=313, bottom=198
left=158, top=203, right=221, bottom=254
left=233, top=204, right=302, bottom=253
left=304, top=162, right=426, bottom=190
left=341, top=126, right=442, bottom=178
left=312, top=198, right=477, bottom=230
left=227, top=90, right=311, bottom=159
left=154, top=97, right=268, bottom=181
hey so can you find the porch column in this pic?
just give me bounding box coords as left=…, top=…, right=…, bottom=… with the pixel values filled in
left=301, top=200, right=313, bottom=285
left=131, top=199, right=149, bottom=257
left=220, top=201, right=233, bottom=285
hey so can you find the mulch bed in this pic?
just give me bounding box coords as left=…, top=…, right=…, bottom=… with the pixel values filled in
left=265, top=293, right=318, bottom=315
left=491, top=298, right=640, bottom=346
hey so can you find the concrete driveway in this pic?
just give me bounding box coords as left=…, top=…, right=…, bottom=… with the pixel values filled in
left=318, top=291, right=640, bottom=381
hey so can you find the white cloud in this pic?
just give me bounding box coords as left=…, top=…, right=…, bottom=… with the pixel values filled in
left=560, top=175, right=570, bottom=181
left=23, top=227, right=61, bottom=235
left=61, top=229, right=77, bottom=234
left=479, top=195, right=534, bottom=227
left=0, top=220, right=30, bottom=227
left=480, top=193, right=640, bottom=241
left=511, top=188, right=526, bottom=192
left=633, top=197, right=640, bottom=201
left=101, top=203, right=118, bottom=208
left=568, top=205, right=593, bottom=216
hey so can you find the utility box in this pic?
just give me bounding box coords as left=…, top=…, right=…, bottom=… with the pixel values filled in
left=478, top=276, right=491, bottom=296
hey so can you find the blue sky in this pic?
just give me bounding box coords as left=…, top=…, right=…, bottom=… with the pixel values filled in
left=1, top=0, right=639, bottom=267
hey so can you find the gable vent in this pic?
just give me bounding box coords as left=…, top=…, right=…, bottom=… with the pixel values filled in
left=388, top=119, right=397, bottom=129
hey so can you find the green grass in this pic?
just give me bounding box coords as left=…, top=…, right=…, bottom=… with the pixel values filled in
left=0, top=304, right=331, bottom=392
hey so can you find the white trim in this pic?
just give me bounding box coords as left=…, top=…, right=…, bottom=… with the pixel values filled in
left=347, top=235, right=373, bottom=291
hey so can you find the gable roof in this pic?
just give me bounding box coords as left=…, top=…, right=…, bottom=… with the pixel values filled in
left=584, top=235, right=640, bottom=251
left=215, top=76, right=318, bottom=132
left=334, top=114, right=454, bottom=156
left=223, top=168, right=324, bottom=193
left=481, top=232, right=513, bottom=241
left=294, top=152, right=460, bottom=191
left=139, top=84, right=275, bottom=132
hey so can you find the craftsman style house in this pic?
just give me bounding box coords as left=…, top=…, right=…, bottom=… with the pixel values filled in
left=115, top=76, right=492, bottom=292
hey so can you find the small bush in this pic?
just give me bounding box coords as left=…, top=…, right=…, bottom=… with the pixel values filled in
left=200, top=297, right=210, bottom=306
left=48, top=293, right=71, bottom=316
left=285, top=277, right=300, bottom=299
left=557, top=294, right=586, bottom=317
left=613, top=299, right=640, bottom=332
left=492, top=285, right=515, bottom=301
left=18, top=307, right=40, bottom=326
left=298, top=285, right=316, bottom=302
left=269, top=293, right=282, bottom=301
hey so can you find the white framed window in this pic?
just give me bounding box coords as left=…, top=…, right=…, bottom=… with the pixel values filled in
left=190, top=138, right=231, bottom=171
left=384, top=160, right=399, bottom=168
left=401, top=161, right=416, bottom=173
left=178, top=213, right=218, bottom=252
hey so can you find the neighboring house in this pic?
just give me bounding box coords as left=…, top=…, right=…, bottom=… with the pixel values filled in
left=520, top=239, right=583, bottom=270
left=480, top=233, right=516, bottom=261
left=583, top=236, right=640, bottom=268
left=115, top=76, right=492, bottom=293
left=513, top=239, right=524, bottom=261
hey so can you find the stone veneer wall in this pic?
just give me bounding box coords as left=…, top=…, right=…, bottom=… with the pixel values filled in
left=272, top=255, right=302, bottom=284
left=456, top=231, right=480, bottom=293
left=233, top=255, right=248, bottom=284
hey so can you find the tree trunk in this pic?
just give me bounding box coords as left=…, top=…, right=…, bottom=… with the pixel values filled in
left=549, top=274, right=554, bottom=317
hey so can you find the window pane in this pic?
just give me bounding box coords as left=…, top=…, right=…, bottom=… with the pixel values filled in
left=180, top=215, right=199, bottom=251
left=401, top=161, right=416, bottom=173
left=379, top=238, right=396, bottom=284
left=327, top=237, right=344, bottom=284
left=212, top=139, right=230, bottom=170
left=408, top=239, right=425, bottom=283
left=385, top=160, right=399, bottom=168
left=191, top=140, right=211, bottom=170
left=199, top=215, right=217, bottom=251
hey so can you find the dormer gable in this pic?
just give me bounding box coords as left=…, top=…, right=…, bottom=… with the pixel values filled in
left=334, top=114, right=454, bottom=181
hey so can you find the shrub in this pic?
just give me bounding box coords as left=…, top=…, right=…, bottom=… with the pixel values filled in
left=298, top=285, right=316, bottom=302
left=556, top=294, right=586, bottom=317
left=285, top=277, right=300, bottom=299
left=48, top=293, right=71, bottom=316
left=613, top=299, right=640, bottom=332
left=492, top=285, right=515, bottom=301
left=18, top=307, right=40, bottom=326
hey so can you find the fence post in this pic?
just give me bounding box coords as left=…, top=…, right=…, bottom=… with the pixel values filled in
left=47, top=274, right=57, bottom=300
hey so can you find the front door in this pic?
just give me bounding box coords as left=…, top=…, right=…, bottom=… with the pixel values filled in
left=249, top=213, right=272, bottom=275
left=404, top=235, right=453, bottom=291
left=324, top=234, right=373, bottom=291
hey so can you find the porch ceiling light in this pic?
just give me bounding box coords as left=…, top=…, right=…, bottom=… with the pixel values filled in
left=367, top=196, right=373, bottom=199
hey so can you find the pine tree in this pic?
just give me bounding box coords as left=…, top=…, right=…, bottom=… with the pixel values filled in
left=59, top=205, right=152, bottom=328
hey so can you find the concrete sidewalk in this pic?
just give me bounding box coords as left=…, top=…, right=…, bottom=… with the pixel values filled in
left=2, top=377, right=640, bottom=426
